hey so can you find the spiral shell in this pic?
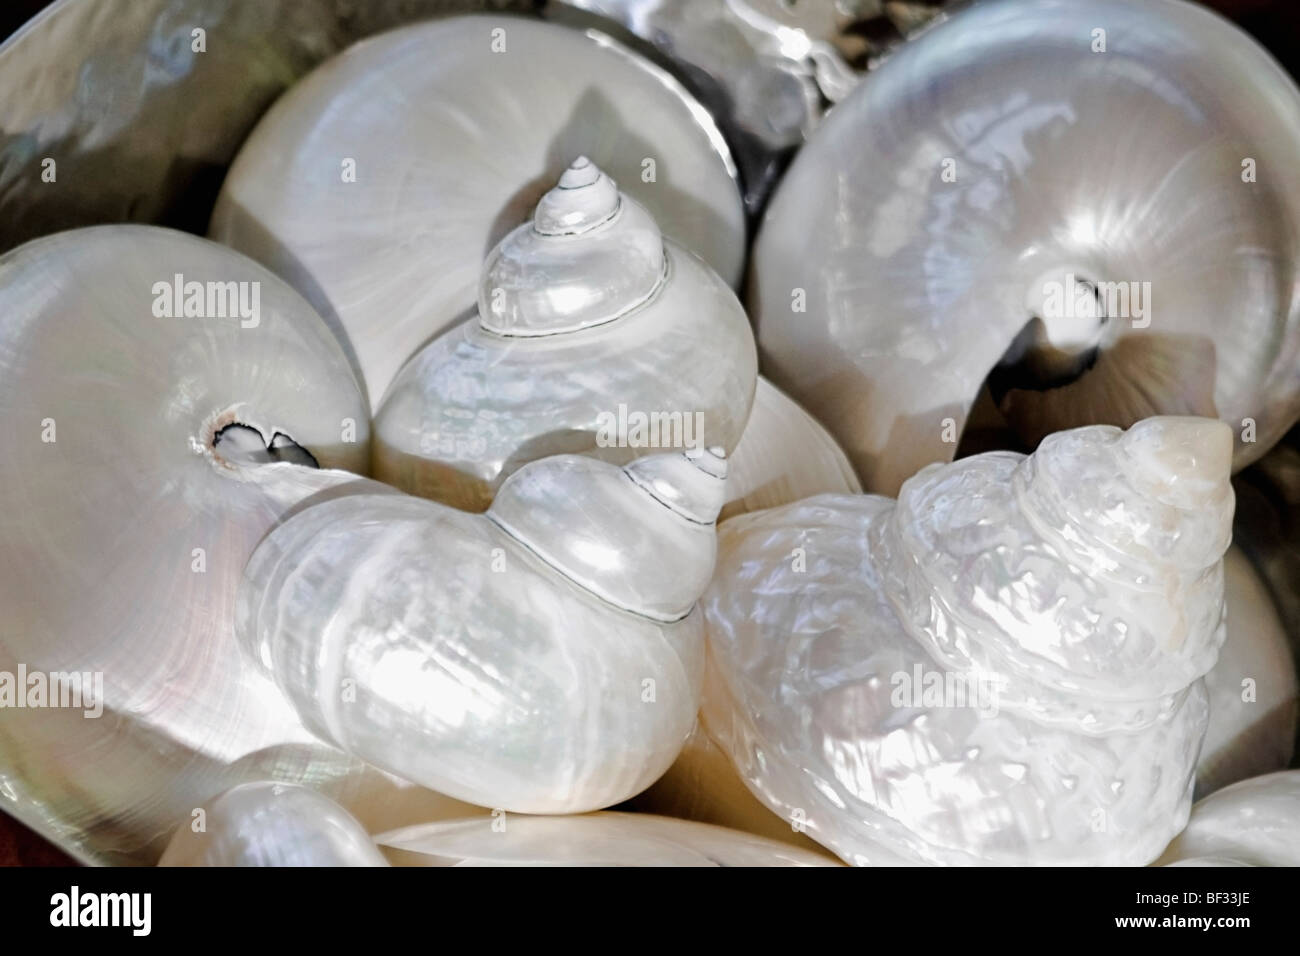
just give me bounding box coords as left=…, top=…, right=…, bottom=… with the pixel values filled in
left=376, top=811, right=838, bottom=867
left=1157, top=771, right=1300, bottom=867
left=238, top=448, right=727, bottom=813
left=373, top=158, right=756, bottom=510
left=702, top=417, right=1234, bottom=865
left=158, top=782, right=387, bottom=867
left=750, top=0, right=1300, bottom=496
left=210, top=15, right=745, bottom=408
left=0, top=226, right=471, bottom=865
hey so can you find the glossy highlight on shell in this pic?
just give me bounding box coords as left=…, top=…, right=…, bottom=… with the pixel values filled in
left=210, top=15, right=745, bottom=408
left=702, top=417, right=1235, bottom=865
left=376, top=811, right=839, bottom=867
left=1157, top=771, right=1300, bottom=866
left=372, top=158, right=757, bottom=510
left=237, top=449, right=728, bottom=814
left=159, top=782, right=388, bottom=867
left=751, top=0, right=1300, bottom=496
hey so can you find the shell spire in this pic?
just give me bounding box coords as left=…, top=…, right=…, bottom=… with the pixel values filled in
left=478, top=157, right=666, bottom=336
left=489, top=448, right=727, bottom=622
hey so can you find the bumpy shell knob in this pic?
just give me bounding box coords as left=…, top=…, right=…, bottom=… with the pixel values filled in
left=159, top=783, right=387, bottom=867
left=750, top=0, right=1300, bottom=495
left=701, top=416, right=1234, bottom=865
left=237, top=450, right=726, bottom=814
left=375, top=812, right=838, bottom=867
left=373, top=158, right=756, bottom=511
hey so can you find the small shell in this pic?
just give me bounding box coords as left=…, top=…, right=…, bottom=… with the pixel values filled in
left=0, top=226, right=465, bottom=864
left=237, top=450, right=727, bottom=814
left=210, top=15, right=745, bottom=407
left=1157, top=771, right=1300, bottom=867
left=158, top=783, right=387, bottom=867
left=702, top=417, right=1234, bottom=865
left=375, top=811, right=839, bottom=867
left=750, top=0, right=1300, bottom=495
left=372, top=159, right=756, bottom=511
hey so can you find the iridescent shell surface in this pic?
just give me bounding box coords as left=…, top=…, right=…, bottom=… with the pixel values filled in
left=210, top=15, right=745, bottom=407
left=372, top=160, right=757, bottom=510
left=158, top=782, right=387, bottom=867
left=751, top=0, right=1300, bottom=496
left=702, top=417, right=1235, bottom=865
left=0, top=226, right=469, bottom=865
left=376, top=811, right=839, bottom=867
left=238, top=450, right=727, bottom=814
left=1157, top=771, right=1300, bottom=867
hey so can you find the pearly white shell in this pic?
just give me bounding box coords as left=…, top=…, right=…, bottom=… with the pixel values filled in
left=237, top=450, right=727, bottom=814
left=210, top=15, right=745, bottom=408
left=1157, top=771, right=1300, bottom=867
left=1198, top=548, right=1297, bottom=796
left=750, top=0, right=1300, bottom=496
left=0, top=226, right=469, bottom=865
left=721, top=377, right=862, bottom=521
left=375, top=811, right=839, bottom=867
left=372, top=159, right=757, bottom=510
left=158, top=782, right=387, bottom=867
left=701, top=417, right=1235, bottom=865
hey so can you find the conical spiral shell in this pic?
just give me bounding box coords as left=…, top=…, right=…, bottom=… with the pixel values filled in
left=210, top=15, right=744, bottom=407
left=372, top=159, right=756, bottom=511
left=237, top=451, right=726, bottom=813
left=701, top=417, right=1234, bottom=865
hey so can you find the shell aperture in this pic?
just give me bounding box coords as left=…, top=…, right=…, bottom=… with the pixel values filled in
left=0, top=225, right=452, bottom=864
left=701, top=416, right=1235, bottom=865
left=750, top=0, right=1300, bottom=496
left=237, top=449, right=728, bottom=814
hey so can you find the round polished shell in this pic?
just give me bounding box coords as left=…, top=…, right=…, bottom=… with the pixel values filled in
left=210, top=15, right=745, bottom=407
left=0, top=226, right=471, bottom=864
left=751, top=0, right=1300, bottom=495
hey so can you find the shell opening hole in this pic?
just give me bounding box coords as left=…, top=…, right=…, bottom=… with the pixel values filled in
left=211, top=422, right=319, bottom=469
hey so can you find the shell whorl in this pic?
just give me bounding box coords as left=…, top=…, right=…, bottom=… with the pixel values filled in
left=478, top=157, right=666, bottom=337
left=879, top=416, right=1234, bottom=732
left=488, top=448, right=727, bottom=622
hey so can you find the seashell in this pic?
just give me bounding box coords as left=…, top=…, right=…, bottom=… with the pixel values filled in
left=0, top=225, right=475, bottom=865
left=375, top=811, right=840, bottom=867
left=722, top=377, right=862, bottom=521
left=1156, top=771, right=1300, bottom=867
left=1198, top=548, right=1297, bottom=796
left=158, top=782, right=387, bottom=867
left=701, top=417, right=1235, bottom=865
left=372, top=158, right=757, bottom=510
left=749, top=0, right=1300, bottom=496
left=237, top=448, right=728, bottom=814
left=210, top=15, right=745, bottom=407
